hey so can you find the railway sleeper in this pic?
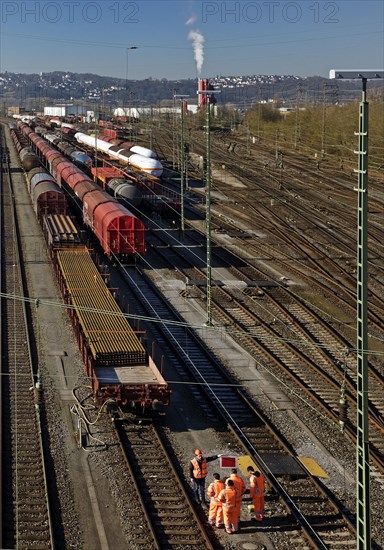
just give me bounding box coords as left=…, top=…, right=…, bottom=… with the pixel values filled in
left=153, top=504, right=185, bottom=510
left=162, top=529, right=201, bottom=536
left=150, top=496, right=181, bottom=502
left=137, top=473, right=170, bottom=481
left=17, top=510, right=48, bottom=519
left=12, top=422, right=36, bottom=432
left=150, top=513, right=190, bottom=521
left=138, top=459, right=167, bottom=466
left=141, top=488, right=179, bottom=495
left=14, top=544, right=52, bottom=550
left=322, top=537, right=357, bottom=546
left=154, top=511, right=190, bottom=518
left=154, top=520, right=195, bottom=527
left=164, top=539, right=203, bottom=546
left=15, top=449, right=41, bottom=457
left=15, top=492, right=46, bottom=501
left=145, top=494, right=181, bottom=501
left=17, top=465, right=43, bottom=473
left=316, top=522, right=351, bottom=537
left=16, top=522, right=49, bottom=531
left=16, top=477, right=45, bottom=484
left=14, top=531, right=51, bottom=540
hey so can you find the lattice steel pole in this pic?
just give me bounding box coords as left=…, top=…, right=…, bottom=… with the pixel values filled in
left=175, top=95, right=189, bottom=238
left=198, top=89, right=217, bottom=326
left=355, top=77, right=370, bottom=550
left=330, top=68, right=383, bottom=550
left=205, top=96, right=212, bottom=326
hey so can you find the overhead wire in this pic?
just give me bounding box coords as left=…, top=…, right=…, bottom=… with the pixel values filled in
left=11, top=124, right=384, bottom=358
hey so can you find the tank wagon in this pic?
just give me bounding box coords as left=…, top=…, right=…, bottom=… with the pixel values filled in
left=17, top=122, right=146, bottom=259
left=75, top=132, right=163, bottom=177
left=89, top=166, right=143, bottom=208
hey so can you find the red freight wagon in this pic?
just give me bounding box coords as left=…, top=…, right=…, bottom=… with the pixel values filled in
left=19, top=123, right=32, bottom=136
left=61, top=163, right=83, bottom=184
left=53, top=160, right=77, bottom=184
left=38, top=142, right=53, bottom=157
left=83, top=190, right=116, bottom=229
left=66, top=171, right=92, bottom=189
left=46, top=149, right=63, bottom=166
left=61, top=126, right=76, bottom=136
left=31, top=182, right=66, bottom=218
left=103, top=129, right=117, bottom=139
left=73, top=180, right=99, bottom=201
left=93, top=202, right=146, bottom=257
left=33, top=137, right=52, bottom=157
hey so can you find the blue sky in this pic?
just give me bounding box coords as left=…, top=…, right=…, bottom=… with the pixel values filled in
left=0, top=1, right=383, bottom=79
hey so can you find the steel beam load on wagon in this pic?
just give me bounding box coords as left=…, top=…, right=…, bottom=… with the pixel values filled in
left=44, top=214, right=81, bottom=248
left=57, top=248, right=146, bottom=366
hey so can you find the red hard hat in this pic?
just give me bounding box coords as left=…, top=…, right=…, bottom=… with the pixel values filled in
left=194, top=449, right=203, bottom=456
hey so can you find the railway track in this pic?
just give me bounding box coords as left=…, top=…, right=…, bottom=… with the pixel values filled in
left=115, top=263, right=368, bottom=549
left=146, top=227, right=384, bottom=472
left=114, top=418, right=214, bottom=549
left=0, top=129, right=54, bottom=548
left=156, top=126, right=384, bottom=324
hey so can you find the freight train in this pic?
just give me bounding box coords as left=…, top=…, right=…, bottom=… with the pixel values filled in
left=39, top=129, right=179, bottom=213
left=17, top=114, right=163, bottom=179
left=9, top=124, right=170, bottom=412
left=17, top=122, right=146, bottom=259
left=44, top=133, right=93, bottom=169
left=40, top=131, right=145, bottom=208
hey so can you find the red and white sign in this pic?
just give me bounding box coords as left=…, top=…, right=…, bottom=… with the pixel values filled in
left=220, top=456, right=238, bottom=469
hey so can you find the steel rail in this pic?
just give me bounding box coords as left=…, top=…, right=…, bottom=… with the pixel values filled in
left=113, top=419, right=215, bottom=549
left=0, top=125, right=55, bottom=549
left=147, top=228, right=384, bottom=472
left=117, top=263, right=360, bottom=549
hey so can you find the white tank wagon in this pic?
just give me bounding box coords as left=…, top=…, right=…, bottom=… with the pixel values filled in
left=74, top=132, right=163, bottom=177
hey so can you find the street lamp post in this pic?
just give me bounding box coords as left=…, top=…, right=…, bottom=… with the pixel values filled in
left=330, top=69, right=383, bottom=550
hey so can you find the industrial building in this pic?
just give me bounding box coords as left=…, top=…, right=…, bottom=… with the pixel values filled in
left=44, top=104, right=87, bottom=117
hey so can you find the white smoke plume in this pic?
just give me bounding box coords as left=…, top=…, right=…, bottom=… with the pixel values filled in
left=185, top=15, right=197, bottom=25
left=188, top=29, right=205, bottom=75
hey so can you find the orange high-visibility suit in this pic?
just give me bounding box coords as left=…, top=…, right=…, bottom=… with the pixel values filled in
left=230, top=473, right=246, bottom=522
left=218, top=486, right=238, bottom=534
left=207, top=479, right=225, bottom=527
left=249, top=472, right=265, bottom=521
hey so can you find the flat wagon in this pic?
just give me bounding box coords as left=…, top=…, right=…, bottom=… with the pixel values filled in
left=54, top=247, right=170, bottom=411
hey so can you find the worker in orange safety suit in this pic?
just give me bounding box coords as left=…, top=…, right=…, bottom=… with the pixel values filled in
left=190, top=449, right=220, bottom=504
left=229, top=468, right=246, bottom=524
left=247, top=466, right=266, bottom=521
left=218, top=479, right=238, bottom=534
left=207, top=473, right=225, bottom=527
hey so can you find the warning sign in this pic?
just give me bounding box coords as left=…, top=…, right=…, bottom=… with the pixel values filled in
left=219, top=456, right=237, bottom=468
